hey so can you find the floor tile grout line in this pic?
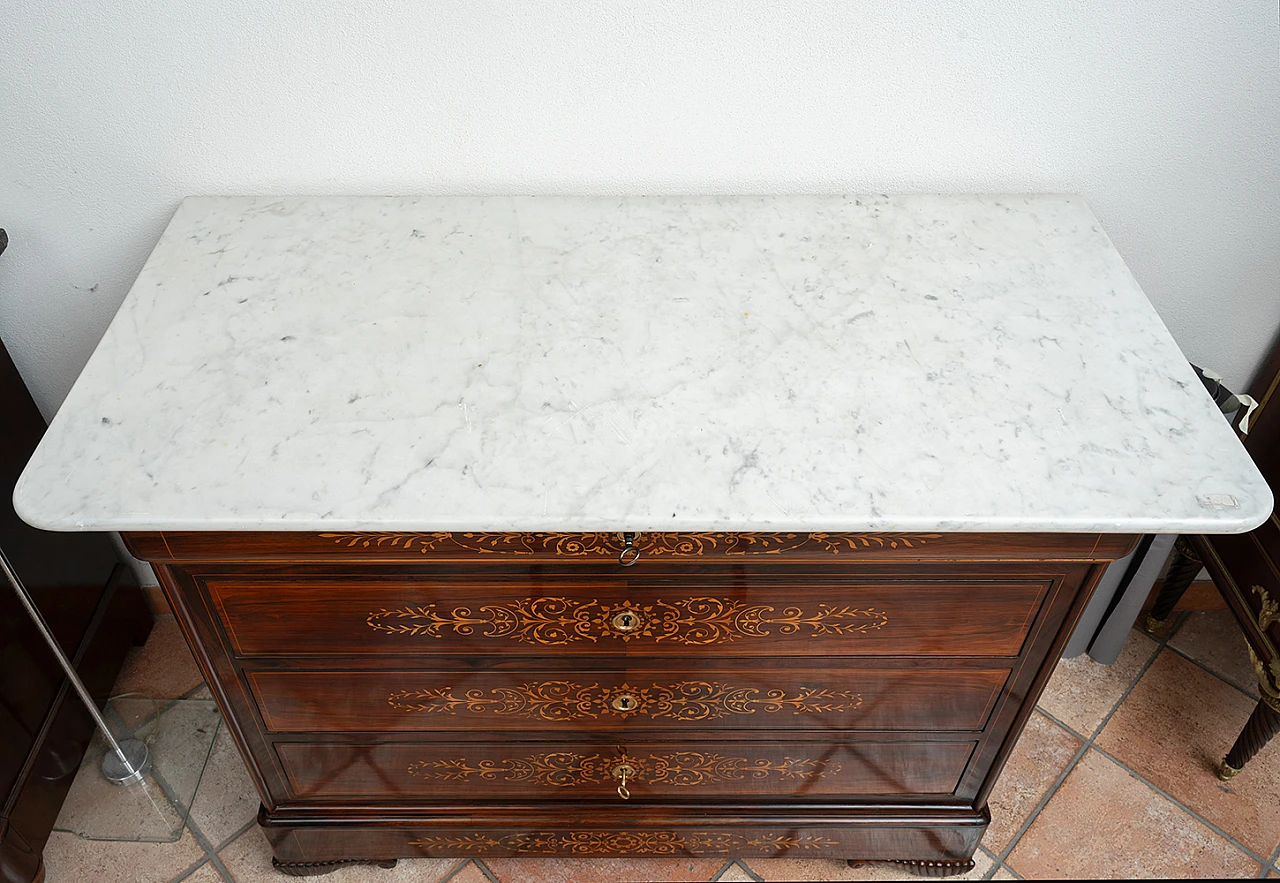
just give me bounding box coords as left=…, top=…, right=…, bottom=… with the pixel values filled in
left=203, top=851, right=236, bottom=882
left=1010, top=624, right=1273, bottom=875
left=1083, top=620, right=1175, bottom=742
left=212, top=817, right=258, bottom=855
left=977, top=842, right=1003, bottom=879
left=708, top=858, right=739, bottom=881
left=998, top=626, right=1171, bottom=866
left=436, top=858, right=467, bottom=882
left=180, top=801, right=226, bottom=864
left=167, top=856, right=216, bottom=883
left=1263, top=840, right=1280, bottom=880
left=176, top=795, right=243, bottom=882
left=183, top=683, right=212, bottom=702
left=1088, top=742, right=1269, bottom=865
left=978, top=843, right=999, bottom=880
left=472, top=857, right=503, bottom=882
left=1033, top=706, right=1087, bottom=741
left=1163, top=642, right=1263, bottom=703
left=995, top=735, right=1091, bottom=865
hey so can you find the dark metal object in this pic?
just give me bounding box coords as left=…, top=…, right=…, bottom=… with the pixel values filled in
left=618, top=532, right=640, bottom=566
left=0, top=550, right=148, bottom=786
left=0, top=322, right=152, bottom=882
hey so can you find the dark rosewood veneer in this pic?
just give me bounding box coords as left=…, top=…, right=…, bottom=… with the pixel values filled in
left=124, top=530, right=1136, bottom=877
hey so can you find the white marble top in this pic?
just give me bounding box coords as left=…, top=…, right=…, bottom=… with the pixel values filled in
left=14, top=195, right=1272, bottom=534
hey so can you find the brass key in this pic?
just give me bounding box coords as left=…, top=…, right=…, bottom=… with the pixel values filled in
left=612, top=761, right=635, bottom=800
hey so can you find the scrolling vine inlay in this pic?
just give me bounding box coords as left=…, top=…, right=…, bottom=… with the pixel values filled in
left=406, top=750, right=839, bottom=788
left=407, top=831, right=839, bottom=855
left=387, top=680, right=863, bottom=722
left=366, top=597, right=888, bottom=645
left=319, top=532, right=940, bottom=556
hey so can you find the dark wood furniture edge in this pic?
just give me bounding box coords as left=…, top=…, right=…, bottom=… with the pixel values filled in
left=257, top=801, right=991, bottom=866
left=150, top=563, right=286, bottom=810
left=1188, top=538, right=1277, bottom=658
left=965, top=559, right=1112, bottom=807
left=0, top=821, right=43, bottom=883
left=124, top=531, right=1139, bottom=563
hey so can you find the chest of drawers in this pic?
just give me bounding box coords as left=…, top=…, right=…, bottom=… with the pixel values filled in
left=126, top=529, right=1135, bottom=876
left=16, top=195, right=1270, bottom=876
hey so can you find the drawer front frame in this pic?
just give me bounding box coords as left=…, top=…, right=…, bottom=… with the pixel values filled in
left=205, top=569, right=1049, bottom=658
left=275, top=739, right=978, bottom=800
left=244, top=663, right=1010, bottom=734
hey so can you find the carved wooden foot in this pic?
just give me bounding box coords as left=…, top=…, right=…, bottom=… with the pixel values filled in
left=1218, top=695, right=1280, bottom=780
left=847, top=859, right=976, bottom=877
left=271, top=857, right=397, bottom=877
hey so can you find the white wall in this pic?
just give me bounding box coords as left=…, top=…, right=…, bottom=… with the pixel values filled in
left=2, top=1, right=1277, bottom=418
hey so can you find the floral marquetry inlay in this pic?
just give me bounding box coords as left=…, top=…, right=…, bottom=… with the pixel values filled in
left=406, top=750, right=839, bottom=789
left=319, top=531, right=941, bottom=557
left=407, top=831, right=839, bottom=855
left=366, top=597, right=888, bottom=646
left=386, top=680, right=862, bottom=722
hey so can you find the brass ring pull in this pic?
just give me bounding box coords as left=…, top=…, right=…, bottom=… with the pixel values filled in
left=618, top=532, right=640, bottom=567
left=612, top=762, right=635, bottom=800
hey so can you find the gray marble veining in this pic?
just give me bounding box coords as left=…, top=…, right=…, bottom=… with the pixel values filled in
left=13, top=195, right=1272, bottom=533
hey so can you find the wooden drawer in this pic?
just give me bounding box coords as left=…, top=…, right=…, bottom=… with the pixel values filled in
left=246, top=664, right=1009, bottom=734
left=275, top=739, right=977, bottom=800
left=206, top=571, right=1049, bottom=658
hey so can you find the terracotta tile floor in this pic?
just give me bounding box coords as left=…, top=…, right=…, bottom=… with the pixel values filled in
left=43, top=613, right=1280, bottom=882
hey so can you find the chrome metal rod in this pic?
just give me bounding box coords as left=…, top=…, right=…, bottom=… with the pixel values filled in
left=0, top=547, right=134, bottom=770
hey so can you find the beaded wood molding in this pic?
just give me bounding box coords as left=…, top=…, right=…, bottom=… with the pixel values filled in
left=408, top=831, right=839, bottom=855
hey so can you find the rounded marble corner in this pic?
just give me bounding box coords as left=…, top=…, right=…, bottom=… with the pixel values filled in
left=1150, top=485, right=1275, bottom=536
left=11, top=473, right=81, bottom=533
left=1212, top=483, right=1276, bottom=534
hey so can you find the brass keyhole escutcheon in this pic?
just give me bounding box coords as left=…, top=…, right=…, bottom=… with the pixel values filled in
left=612, top=762, right=636, bottom=800
left=611, top=610, right=642, bottom=633
left=611, top=693, right=639, bottom=713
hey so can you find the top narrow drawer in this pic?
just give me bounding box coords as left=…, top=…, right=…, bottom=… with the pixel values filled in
left=203, top=570, right=1051, bottom=658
